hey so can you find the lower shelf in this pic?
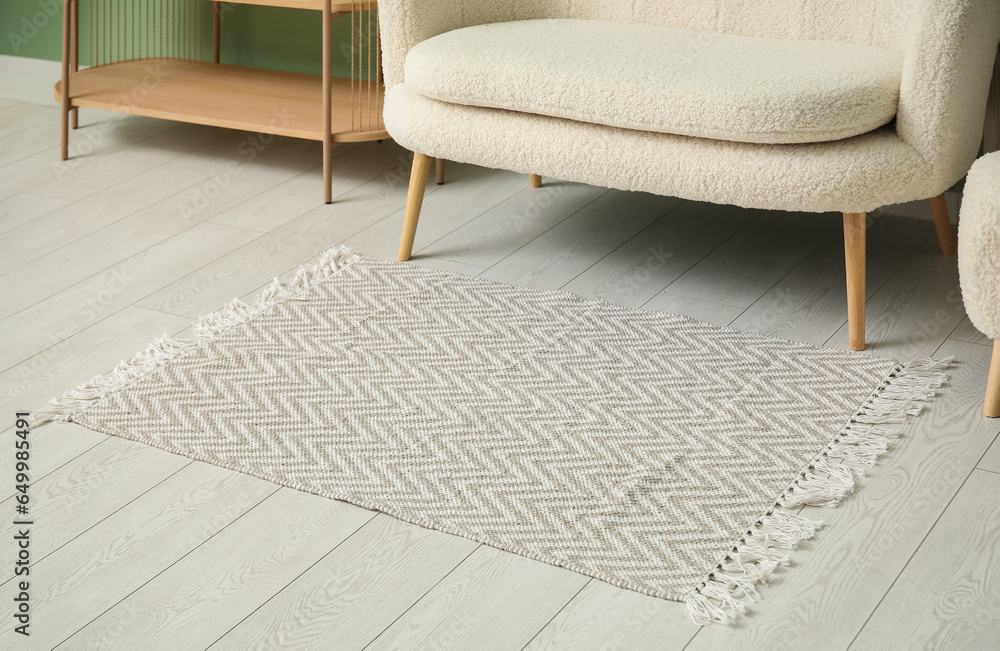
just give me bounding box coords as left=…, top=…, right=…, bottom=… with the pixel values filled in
left=55, top=58, right=388, bottom=142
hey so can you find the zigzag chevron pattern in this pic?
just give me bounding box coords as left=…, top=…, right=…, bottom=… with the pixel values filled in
left=75, top=254, right=898, bottom=601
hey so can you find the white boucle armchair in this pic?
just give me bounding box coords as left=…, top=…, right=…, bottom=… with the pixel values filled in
left=959, top=151, right=1000, bottom=417
left=379, top=0, right=1000, bottom=351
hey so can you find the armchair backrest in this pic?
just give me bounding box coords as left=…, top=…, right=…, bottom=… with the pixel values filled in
left=505, top=0, right=906, bottom=50
left=380, top=1, right=979, bottom=90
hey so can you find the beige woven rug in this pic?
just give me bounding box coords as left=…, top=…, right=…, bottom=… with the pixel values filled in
left=38, top=247, right=948, bottom=624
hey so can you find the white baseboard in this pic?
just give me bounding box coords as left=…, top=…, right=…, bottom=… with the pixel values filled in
left=879, top=191, right=962, bottom=224
left=0, top=54, right=61, bottom=106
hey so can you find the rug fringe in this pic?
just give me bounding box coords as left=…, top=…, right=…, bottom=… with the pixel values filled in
left=33, top=246, right=360, bottom=426
left=685, top=356, right=951, bottom=625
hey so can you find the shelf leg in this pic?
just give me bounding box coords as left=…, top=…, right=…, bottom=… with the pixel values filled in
left=322, top=0, right=333, bottom=203
left=70, top=0, right=78, bottom=129
left=60, top=0, right=71, bottom=161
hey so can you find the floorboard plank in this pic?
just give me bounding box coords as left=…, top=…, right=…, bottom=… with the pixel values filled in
left=950, top=316, right=992, bottom=347
left=560, top=201, right=757, bottom=308
left=34, top=120, right=228, bottom=201
left=641, top=293, right=744, bottom=326
left=213, top=514, right=478, bottom=650
left=0, top=191, right=71, bottom=234
left=208, top=141, right=414, bottom=233
left=851, top=469, right=1000, bottom=650
left=0, top=116, right=197, bottom=202
left=978, top=432, right=1000, bottom=474
left=367, top=545, right=589, bottom=650
left=422, top=181, right=607, bottom=267
left=0, top=422, right=107, bottom=489
left=663, top=211, right=841, bottom=308
left=0, top=221, right=258, bottom=372
left=0, top=102, right=57, bottom=139
left=0, top=130, right=276, bottom=276
left=62, top=487, right=374, bottom=650
left=0, top=437, right=190, bottom=564
left=524, top=580, right=697, bottom=651
left=0, top=306, right=189, bottom=417
left=0, top=150, right=310, bottom=320
left=1, top=463, right=276, bottom=650
left=137, top=157, right=456, bottom=318
left=479, top=190, right=682, bottom=290
left=0, top=118, right=61, bottom=167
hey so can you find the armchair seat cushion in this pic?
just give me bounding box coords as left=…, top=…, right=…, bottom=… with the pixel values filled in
left=404, top=19, right=905, bottom=145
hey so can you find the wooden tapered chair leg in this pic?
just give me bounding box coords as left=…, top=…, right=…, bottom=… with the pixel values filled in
left=929, top=194, right=957, bottom=255
left=399, top=152, right=433, bottom=261
left=529, top=174, right=542, bottom=188
left=844, top=213, right=867, bottom=351
left=985, top=341, right=1000, bottom=418
left=435, top=158, right=445, bottom=185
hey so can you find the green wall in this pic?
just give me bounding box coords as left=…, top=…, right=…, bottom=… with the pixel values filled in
left=2, top=0, right=64, bottom=61
left=1, top=0, right=366, bottom=77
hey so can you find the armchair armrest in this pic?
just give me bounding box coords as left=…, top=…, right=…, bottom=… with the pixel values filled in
left=379, top=0, right=513, bottom=88
left=896, top=0, right=1000, bottom=192
left=379, top=0, right=587, bottom=87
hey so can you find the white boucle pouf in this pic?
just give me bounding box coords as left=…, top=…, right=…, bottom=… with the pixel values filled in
left=958, top=152, right=1000, bottom=417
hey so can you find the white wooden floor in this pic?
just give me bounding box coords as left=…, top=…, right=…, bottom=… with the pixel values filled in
left=1, top=103, right=999, bottom=650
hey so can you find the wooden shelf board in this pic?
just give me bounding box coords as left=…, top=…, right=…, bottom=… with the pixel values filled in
left=55, top=59, right=387, bottom=142
left=202, top=0, right=376, bottom=12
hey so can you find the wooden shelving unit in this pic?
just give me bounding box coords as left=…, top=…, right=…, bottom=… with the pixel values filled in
left=57, top=0, right=386, bottom=202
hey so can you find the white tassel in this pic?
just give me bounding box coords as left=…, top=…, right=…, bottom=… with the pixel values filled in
left=33, top=246, right=360, bottom=426
left=687, top=357, right=951, bottom=625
